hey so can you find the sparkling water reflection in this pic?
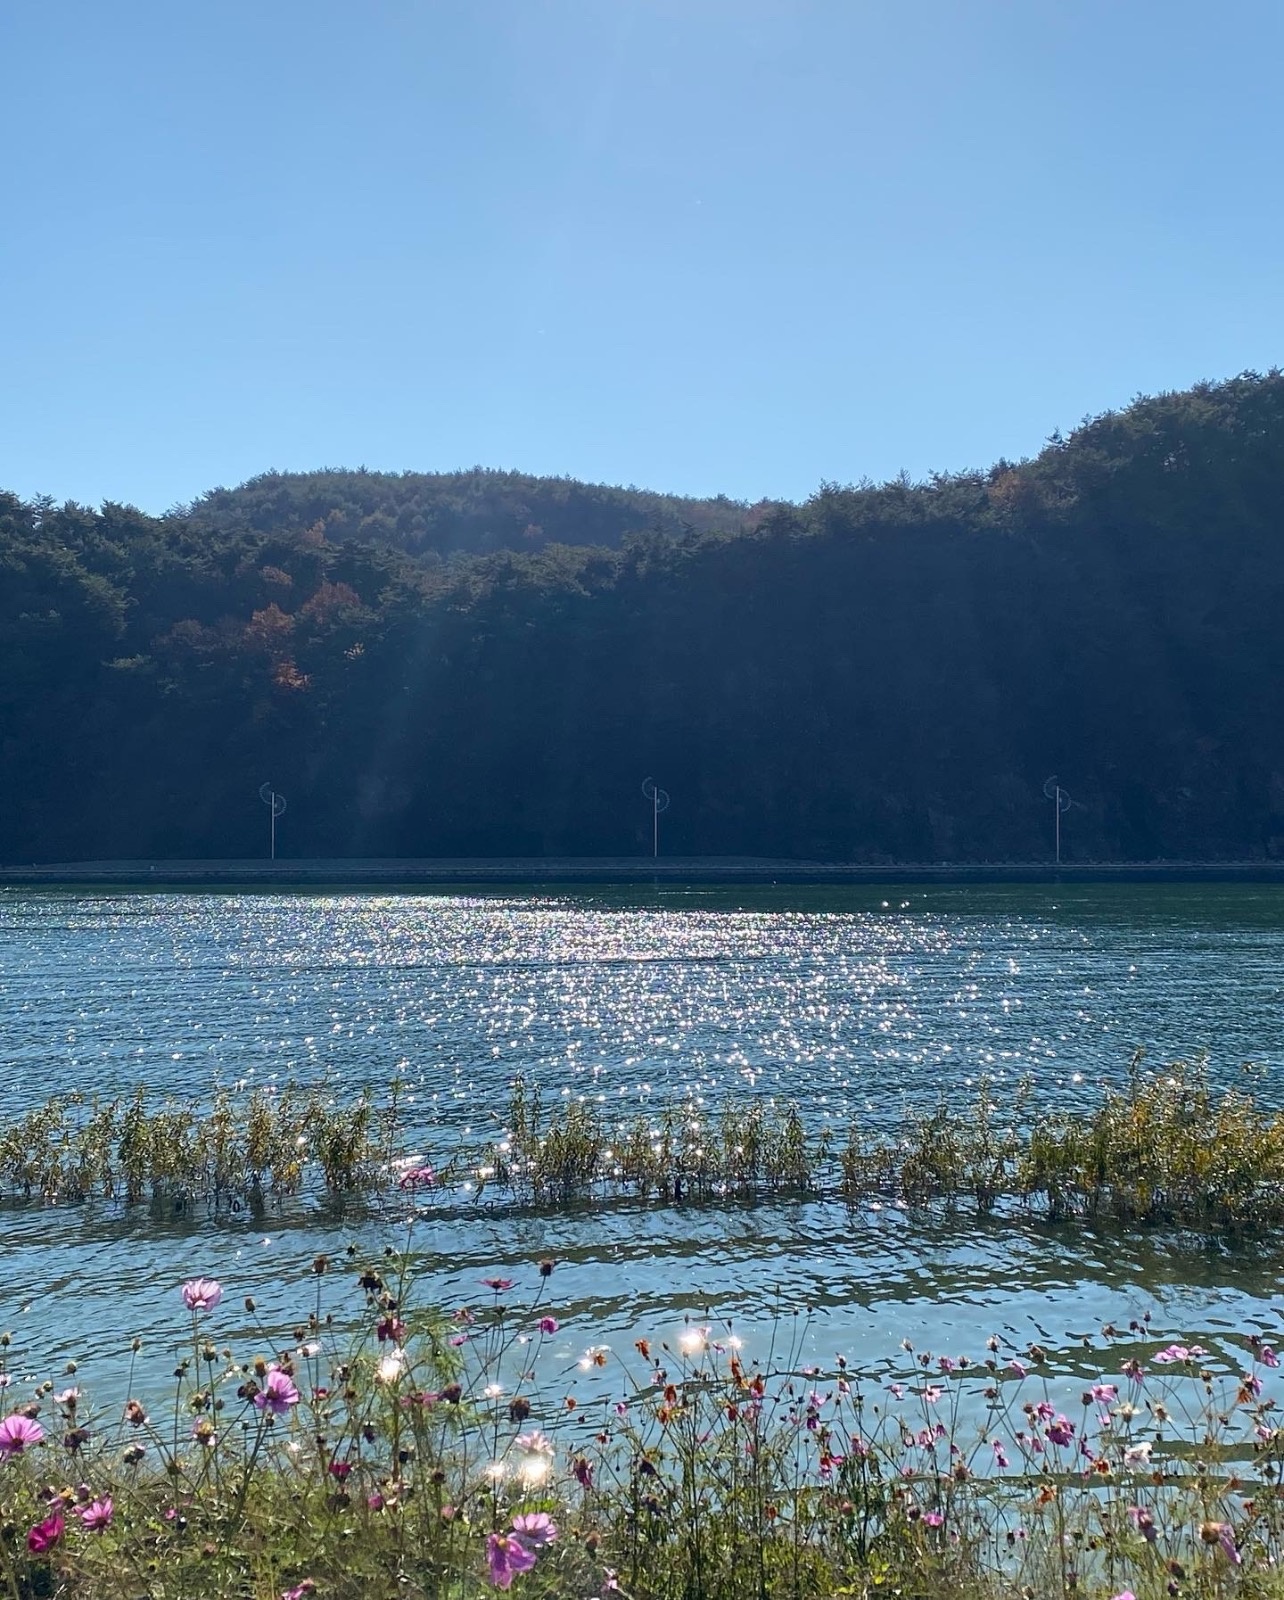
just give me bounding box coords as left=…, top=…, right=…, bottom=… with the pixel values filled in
left=2, top=883, right=1284, bottom=1403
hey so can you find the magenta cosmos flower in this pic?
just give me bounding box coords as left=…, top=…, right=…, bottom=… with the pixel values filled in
left=27, top=1511, right=64, bottom=1553
left=254, top=1367, right=300, bottom=1415
left=486, top=1531, right=537, bottom=1589
left=181, top=1278, right=223, bottom=1312
left=0, top=1414, right=44, bottom=1456
left=537, top=1316, right=559, bottom=1335
left=79, top=1497, right=113, bottom=1531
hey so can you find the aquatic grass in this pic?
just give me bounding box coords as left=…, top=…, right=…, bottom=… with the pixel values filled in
left=6, top=1236, right=1284, bottom=1598
left=8, top=1057, right=1284, bottom=1234
left=0, top=1084, right=391, bottom=1204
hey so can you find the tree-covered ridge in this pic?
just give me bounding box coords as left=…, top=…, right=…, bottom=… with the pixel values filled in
left=4, top=371, right=1283, bottom=864
left=176, top=466, right=758, bottom=560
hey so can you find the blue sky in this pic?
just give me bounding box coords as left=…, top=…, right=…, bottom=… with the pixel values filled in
left=2, top=0, right=1279, bottom=512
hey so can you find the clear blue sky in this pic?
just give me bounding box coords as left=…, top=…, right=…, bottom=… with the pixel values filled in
left=2, top=0, right=1279, bottom=513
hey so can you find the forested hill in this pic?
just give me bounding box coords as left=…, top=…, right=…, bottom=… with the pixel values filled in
left=178, top=468, right=757, bottom=559
left=4, top=371, right=1284, bottom=865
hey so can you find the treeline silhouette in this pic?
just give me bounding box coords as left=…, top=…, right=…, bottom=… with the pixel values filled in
left=4, top=372, right=1283, bottom=863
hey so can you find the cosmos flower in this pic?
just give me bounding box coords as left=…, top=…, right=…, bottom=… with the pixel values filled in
left=486, top=1531, right=537, bottom=1589
left=1045, top=1415, right=1074, bottom=1447
left=377, top=1349, right=407, bottom=1385
left=181, top=1279, right=223, bottom=1313
left=515, top=1429, right=554, bottom=1456
left=510, top=1512, right=558, bottom=1547
left=254, top=1367, right=300, bottom=1415
left=26, top=1511, right=64, bottom=1553
left=78, top=1497, right=113, bottom=1531
left=0, top=1415, right=43, bottom=1456
left=1152, top=1343, right=1206, bottom=1365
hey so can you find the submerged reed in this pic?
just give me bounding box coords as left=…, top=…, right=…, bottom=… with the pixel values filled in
left=0, top=1085, right=387, bottom=1204
left=5, top=1056, right=1284, bottom=1232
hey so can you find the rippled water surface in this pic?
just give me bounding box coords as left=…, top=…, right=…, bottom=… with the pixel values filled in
left=3, top=882, right=1284, bottom=1400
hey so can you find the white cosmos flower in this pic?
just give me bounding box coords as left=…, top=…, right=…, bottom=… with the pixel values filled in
left=515, top=1429, right=555, bottom=1456
left=376, top=1350, right=406, bottom=1384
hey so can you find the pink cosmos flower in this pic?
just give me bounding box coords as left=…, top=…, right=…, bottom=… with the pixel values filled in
left=1153, top=1343, right=1206, bottom=1365
left=181, top=1278, right=223, bottom=1313
left=1110, top=1592, right=1137, bottom=1600
left=26, top=1511, right=64, bottom=1553
left=254, top=1367, right=300, bottom=1415
left=481, top=1277, right=515, bottom=1292
left=510, top=1511, right=558, bottom=1547
left=486, top=1531, right=537, bottom=1588
left=538, top=1316, right=559, bottom=1335
left=1262, top=1345, right=1280, bottom=1368
left=78, top=1497, right=113, bottom=1531
left=1008, top=1359, right=1028, bottom=1379
left=923, top=1511, right=944, bottom=1527
left=992, top=1440, right=1009, bottom=1468
left=397, top=1165, right=435, bottom=1190
left=1090, top=1383, right=1118, bottom=1402
left=0, top=1414, right=44, bottom=1456
left=573, top=1456, right=594, bottom=1489
left=281, top=1584, right=316, bottom=1600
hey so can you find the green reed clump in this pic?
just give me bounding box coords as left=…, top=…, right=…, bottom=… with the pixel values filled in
left=9, top=1057, right=1284, bottom=1232
left=7, top=1230, right=1284, bottom=1599
left=495, top=1057, right=1284, bottom=1232
left=1016, top=1056, right=1284, bottom=1226
left=0, top=1085, right=390, bottom=1204
left=495, top=1077, right=820, bottom=1202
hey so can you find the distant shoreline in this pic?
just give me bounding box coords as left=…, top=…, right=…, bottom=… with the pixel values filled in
left=4, top=856, right=1284, bottom=888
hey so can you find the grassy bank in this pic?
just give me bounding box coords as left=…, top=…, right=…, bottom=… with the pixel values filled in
left=1, top=1233, right=1282, bottom=1599
left=6, top=1058, right=1284, bottom=1233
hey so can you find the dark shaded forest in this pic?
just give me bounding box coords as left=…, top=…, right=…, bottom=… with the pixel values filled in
left=4, top=373, right=1284, bottom=864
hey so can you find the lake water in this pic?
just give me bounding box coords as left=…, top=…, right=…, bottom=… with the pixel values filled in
left=2, top=882, right=1284, bottom=1406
